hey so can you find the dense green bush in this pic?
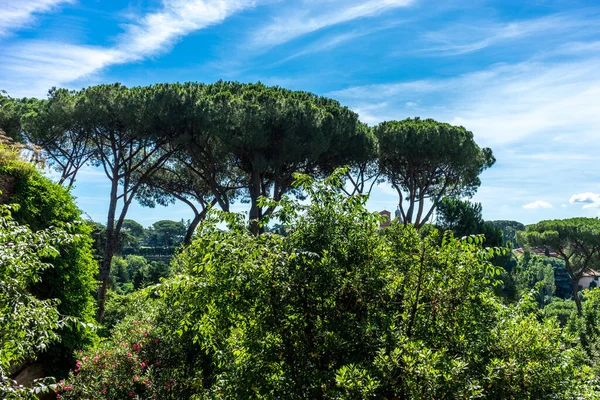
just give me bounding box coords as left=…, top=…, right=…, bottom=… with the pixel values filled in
left=0, top=155, right=97, bottom=375
left=60, top=172, right=594, bottom=399
left=0, top=203, right=71, bottom=398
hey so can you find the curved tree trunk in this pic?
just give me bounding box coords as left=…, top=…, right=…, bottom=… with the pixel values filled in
left=249, top=170, right=263, bottom=236
left=184, top=212, right=202, bottom=246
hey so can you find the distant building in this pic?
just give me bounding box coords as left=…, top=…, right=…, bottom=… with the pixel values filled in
left=579, top=270, right=600, bottom=290
left=379, top=210, right=391, bottom=228
left=513, top=247, right=559, bottom=258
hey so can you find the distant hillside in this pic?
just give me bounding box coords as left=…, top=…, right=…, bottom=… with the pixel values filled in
left=490, top=220, right=525, bottom=245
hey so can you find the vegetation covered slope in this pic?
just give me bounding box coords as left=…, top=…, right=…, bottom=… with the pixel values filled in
left=0, top=143, right=97, bottom=377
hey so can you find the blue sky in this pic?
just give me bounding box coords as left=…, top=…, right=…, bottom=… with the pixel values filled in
left=1, top=0, right=600, bottom=226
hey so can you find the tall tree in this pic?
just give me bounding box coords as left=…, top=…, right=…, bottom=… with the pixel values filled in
left=21, top=88, right=93, bottom=188
left=74, top=83, right=187, bottom=321
left=335, top=123, right=382, bottom=196
left=518, top=217, right=600, bottom=315
left=135, top=82, right=244, bottom=244
left=376, top=118, right=495, bottom=229
left=146, top=220, right=186, bottom=247
left=436, top=197, right=484, bottom=237
left=436, top=197, right=503, bottom=248
left=207, top=82, right=364, bottom=234
left=0, top=91, right=22, bottom=142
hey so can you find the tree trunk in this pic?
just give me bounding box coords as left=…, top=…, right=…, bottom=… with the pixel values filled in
left=249, top=170, right=262, bottom=236
left=184, top=211, right=202, bottom=246
left=96, top=179, right=119, bottom=322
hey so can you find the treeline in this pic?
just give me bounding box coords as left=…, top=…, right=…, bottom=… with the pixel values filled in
left=95, top=218, right=187, bottom=294
left=0, top=82, right=494, bottom=321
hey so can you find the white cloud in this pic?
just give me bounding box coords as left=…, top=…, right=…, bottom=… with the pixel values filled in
left=569, top=192, right=600, bottom=209
left=116, top=0, right=254, bottom=61
left=0, top=0, right=73, bottom=38
left=523, top=200, right=552, bottom=209
left=0, top=0, right=256, bottom=96
left=331, top=55, right=600, bottom=145
left=0, top=42, right=123, bottom=97
left=251, top=0, right=414, bottom=49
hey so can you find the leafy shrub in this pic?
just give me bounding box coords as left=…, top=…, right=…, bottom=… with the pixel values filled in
left=0, top=152, right=97, bottom=375
left=57, top=318, right=179, bottom=400
left=61, top=171, right=593, bottom=399
left=0, top=203, right=72, bottom=398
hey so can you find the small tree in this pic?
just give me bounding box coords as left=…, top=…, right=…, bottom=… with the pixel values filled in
left=518, top=217, right=600, bottom=315
left=376, top=118, right=495, bottom=229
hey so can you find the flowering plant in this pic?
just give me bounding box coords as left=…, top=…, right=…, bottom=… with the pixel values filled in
left=57, top=319, right=175, bottom=399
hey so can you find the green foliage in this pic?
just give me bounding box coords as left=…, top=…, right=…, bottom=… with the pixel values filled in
left=0, top=155, right=97, bottom=375
left=57, top=318, right=179, bottom=399
left=122, top=219, right=146, bottom=240
left=0, top=204, right=73, bottom=398
left=0, top=92, right=24, bottom=142
left=146, top=220, right=186, bottom=247
left=513, top=256, right=556, bottom=307
left=436, top=197, right=503, bottom=247
left=20, top=88, right=93, bottom=187
left=109, top=255, right=170, bottom=295
left=544, top=297, right=577, bottom=326
left=62, top=172, right=590, bottom=399
left=436, top=197, right=484, bottom=237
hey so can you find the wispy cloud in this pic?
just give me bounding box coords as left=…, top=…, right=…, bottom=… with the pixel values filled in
left=116, top=0, right=254, bottom=61
left=569, top=192, right=600, bottom=209
left=421, top=13, right=598, bottom=56
left=331, top=56, right=600, bottom=145
left=250, top=0, right=414, bottom=49
left=276, top=21, right=402, bottom=64
left=0, top=42, right=122, bottom=96
left=0, top=0, right=73, bottom=38
left=523, top=200, right=552, bottom=209
left=0, top=0, right=256, bottom=96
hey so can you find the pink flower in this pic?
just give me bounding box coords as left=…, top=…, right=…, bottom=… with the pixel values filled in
left=133, top=343, right=141, bottom=351
left=129, top=391, right=135, bottom=397
left=128, top=353, right=132, bottom=357
left=93, top=355, right=99, bottom=363
left=134, top=376, right=139, bottom=382
left=155, top=361, right=161, bottom=366
left=56, top=394, right=61, bottom=399
left=155, top=339, right=160, bottom=344
left=103, top=388, right=107, bottom=393
left=140, top=362, right=146, bottom=369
